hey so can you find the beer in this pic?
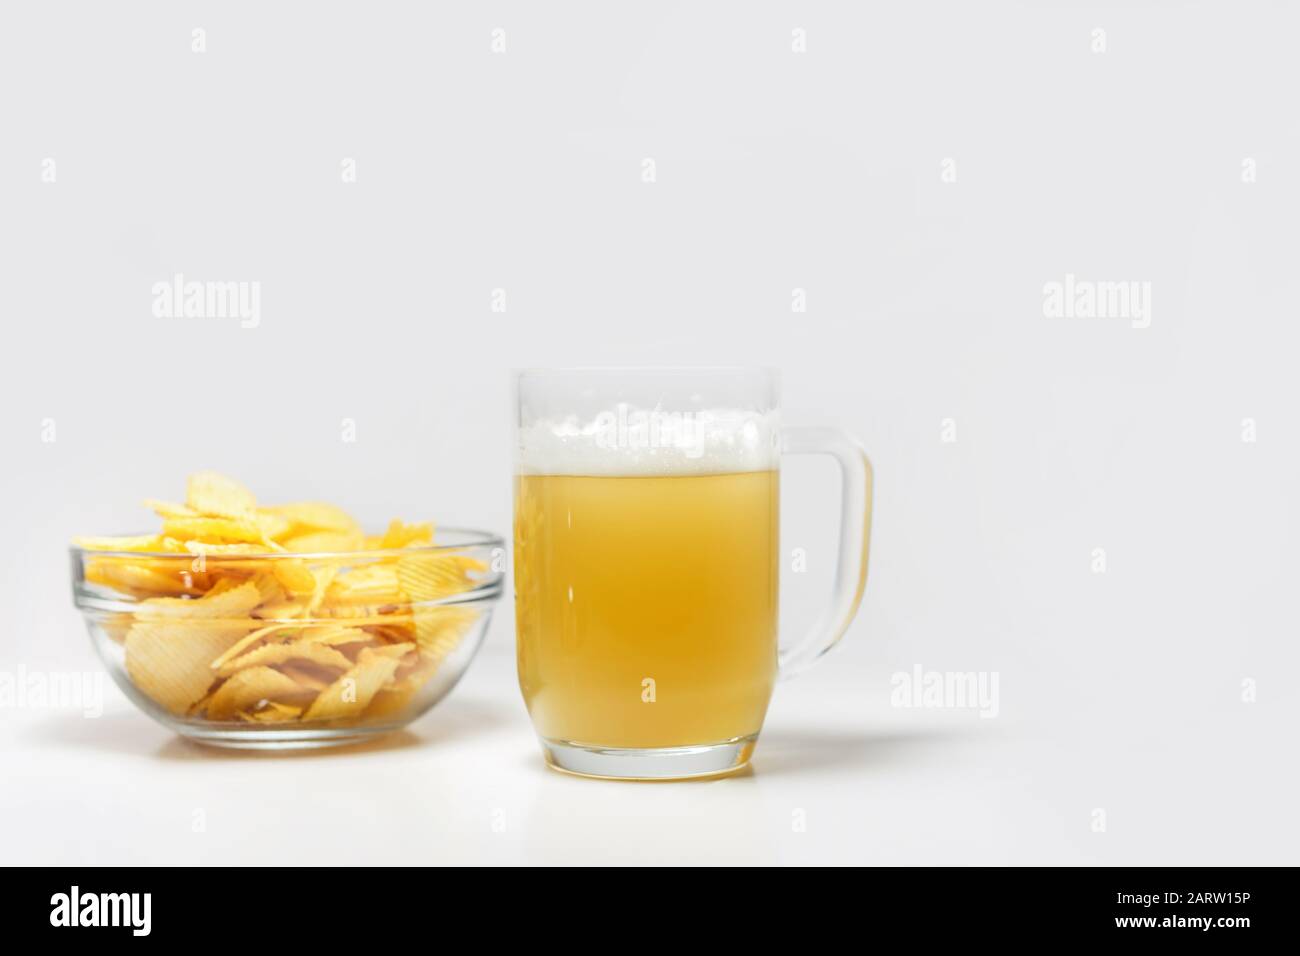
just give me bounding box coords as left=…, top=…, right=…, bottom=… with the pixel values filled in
left=514, top=469, right=779, bottom=749
left=514, top=368, right=871, bottom=779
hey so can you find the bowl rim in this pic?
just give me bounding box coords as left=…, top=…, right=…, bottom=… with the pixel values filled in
left=70, top=525, right=505, bottom=562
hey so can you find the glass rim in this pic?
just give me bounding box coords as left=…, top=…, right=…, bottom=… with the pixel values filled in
left=70, top=525, right=504, bottom=562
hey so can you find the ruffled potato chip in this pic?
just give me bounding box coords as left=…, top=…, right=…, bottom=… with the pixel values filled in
left=266, top=502, right=360, bottom=536
left=397, top=553, right=486, bottom=602
left=250, top=511, right=291, bottom=542
left=143, top=499, right=200, bottom=519
left=326, top=565, right=401, bottom=605
left=210, top=622, right=303, bottom=668
left=313, top=631, right=392, bottom=661
left=206, top=666, right=306, bottom=721
left=387, top=646, right=452, bottom=694
left=278, top=663, right=334, bottom=692
left=304, top=565, right=337, bottom=615
left=409, top=605, right=480, bottom=664
left=135, top=579, right=266, bottom=621
left=125, top=619, right=254, bottom=714
left=162, top=516, right=267, bottom=544
left=280, top=530, right=365, bottom=553
left=302, top=648, right=402, bottom=721
left=248, top=573, right=280, bottom=603
left=377, top=519, right=434, bottom=549
left=99, top=612, right=135, bottom=645
left=85, top=558, right=202, bottom=597
left=299, top=624, right=372, bottom=646
left=186, top=472, right=257, bottom=519
left=253, top=599, right=305, bottom=621
left=216, top=639, right=353, bottom=677
left=320, top=605, right=409, bottom=625
left=366, top=641, right=416, bottom=660
left=272, top=559, right=316, bottom=595
left=249, top=701, right=304, bottom=722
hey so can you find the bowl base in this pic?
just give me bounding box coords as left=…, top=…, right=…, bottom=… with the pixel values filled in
left=172, top=723, right=402, bottom=751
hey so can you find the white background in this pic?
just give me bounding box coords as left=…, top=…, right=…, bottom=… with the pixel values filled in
left=1, top=2, right=1297, bottom=864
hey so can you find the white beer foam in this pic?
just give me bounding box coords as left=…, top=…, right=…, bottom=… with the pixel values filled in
left=518, top=405, right=779, bottom=476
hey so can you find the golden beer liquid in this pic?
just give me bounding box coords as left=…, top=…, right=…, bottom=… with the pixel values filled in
left=515, top=470, right=779, bottom=749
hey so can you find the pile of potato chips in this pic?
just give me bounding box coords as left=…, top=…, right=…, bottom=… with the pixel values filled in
left=76, top=473, right=487, bottom=726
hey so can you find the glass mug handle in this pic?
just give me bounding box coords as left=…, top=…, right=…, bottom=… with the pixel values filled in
left=778, top=425, right=874, bottom=678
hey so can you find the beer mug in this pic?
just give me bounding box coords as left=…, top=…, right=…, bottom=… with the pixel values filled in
left=514, top=368, right=873, bottom=779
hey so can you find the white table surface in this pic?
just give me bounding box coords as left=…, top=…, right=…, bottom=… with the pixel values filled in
left=3, top=627, right=1287, bottom=867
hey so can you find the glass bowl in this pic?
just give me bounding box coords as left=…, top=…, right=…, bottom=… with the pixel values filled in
left=70, top=529, right=504, bottom=749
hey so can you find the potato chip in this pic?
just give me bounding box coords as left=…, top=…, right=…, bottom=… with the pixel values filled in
left=253, top=599, right=305, bottom=621
left=332, top=637, right=387, bottom=660
left=99, top=612, right=135, bottom=645
left=387, top=647, right=448, bottom=693
left=85, top=559, right=201, bottom=597
left=367, top=624, right=418, bottom=645
left=251, top=573, right=282, bottom=605
left=266, top=502, right=360, bottom=536
left=250, top=511, right=291, bottom=542
left=210, top=621, right=303, bottom=668
left=143, top=499, right=200, bottom=519
left=304, top=565, right=337, bottom=615
left=188, top=688, right=216, bottom=716
left=204, top=576, right=244, bottom=597
left=302, top=648, right=402, bottom=721
left=216, top=639, right=353, bottom=677
left=365, top=641, right=416, bottom=660
left=250, top=701, right=304, bottom=722
left=278, top=663, right=334, bottom=692
left=206, top=666, right=306, bottom=720
left=125, top=619, right=253, bottom=714
left=135, top=579, right=265, bottom=621
left=397, top=553, right=486, bottom=602
left=280, top=530, right=365, bottom=553
left=326, top=565, right=401, bottom=604
left=272, top=559, right=316, bottom=595
left=378, top=519, right=434, bottom=549
left=321, top=605, right=408, bottom=624
left=364, top=685, right=420, bottom=720
left=409, top=605, right=479, bottom=663
left=162, top=516, right=266, bottom=544
left=186, top=471, right=257, bottom=519
left=299, top=624, right=371, bottom=645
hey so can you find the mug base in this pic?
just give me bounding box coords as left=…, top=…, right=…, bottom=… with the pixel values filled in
left=539, top=735, right=757, bottom=781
